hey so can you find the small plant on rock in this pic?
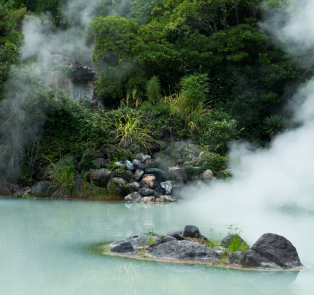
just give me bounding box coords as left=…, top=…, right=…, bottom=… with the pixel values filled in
left=227, top=225, right=249, bottom=254
left=147, top=228, right=154, bottom=246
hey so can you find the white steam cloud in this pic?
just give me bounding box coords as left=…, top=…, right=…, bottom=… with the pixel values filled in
left=184, top=0, right=314, bottom=210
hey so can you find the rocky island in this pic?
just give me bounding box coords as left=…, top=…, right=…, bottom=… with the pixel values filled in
left=98, top=225, right=303, bottom=270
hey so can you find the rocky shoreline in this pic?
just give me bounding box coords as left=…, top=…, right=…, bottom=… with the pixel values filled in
left=100, top=225, right=303, bottom=271
left=0, top=142, right=230, bottom=201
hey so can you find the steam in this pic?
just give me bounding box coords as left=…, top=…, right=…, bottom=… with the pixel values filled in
left=184, top=0, right=314, bottom=210
left=0, top=0, right=132, bottom=180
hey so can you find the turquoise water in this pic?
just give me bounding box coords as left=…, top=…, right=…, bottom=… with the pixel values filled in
left=0, top=198, right=313, bottom=295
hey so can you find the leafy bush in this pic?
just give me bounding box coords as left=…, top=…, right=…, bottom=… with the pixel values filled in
left=146, top=76, right=161, bottom=105
left=263, top=114, right=287, bottom=139
left=140, top=101, right=153, bottom=112
left=45, top=158, right=76, bottom=199
left=179, top=74, right=209, bottom=108
left=115, top=114, right=153, bottom=149
left=152, top=103, right=170, bottom=116
left=198, top=111, right=239, bottom=154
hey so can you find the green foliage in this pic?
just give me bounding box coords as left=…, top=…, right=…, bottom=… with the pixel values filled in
left=152, top=103, right=171, bottom=116
left=226, top=225, right=249, bottom=254
left=146, top=76, right=161, bottom=105
left=0, top=0, right=23, bottom=45
left=0, top=42, right=20, bottom=100
left=180, top=74, right=209, bottom=108
left=45, top=157, right=76, bottom=199
left=147, top=228, right=154, bottom=246
left=115, top=114, right=153, bottom=149
left=12, top=4, right=34, bottom=31
left=263, top=114, right=287, bottom=136
left=140, top=101, right=153, bottom=112
left=91, top=0, right=304, bottom=138
left=198, top=110, right=239, bottom=154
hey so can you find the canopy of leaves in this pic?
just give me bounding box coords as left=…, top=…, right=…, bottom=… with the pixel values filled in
left=91, top=0, right=305, bottom=138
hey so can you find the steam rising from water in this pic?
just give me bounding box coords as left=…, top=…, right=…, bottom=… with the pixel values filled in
left=184, top=0, right=314, bottom=210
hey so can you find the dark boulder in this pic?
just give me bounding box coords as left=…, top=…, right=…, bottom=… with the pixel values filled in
left=239, top=249, right=280, bottom=269
left=251, top=233, right=302, bottom=268
left=0, top=186, right=11, bottom=196
left=228, top=251, right=243, bottom=265
left=182, top=225, right=201, bottom=238
left=167, top=228, right=183, bottom=236
left=107, top=178, right=126, bottom=195
left=73, top=175, right=85, bottom=196
left=161, top=236, right=177, bottom=244
left=172, top=233, right=185, bottom=240
left=140, top=175, right=156, bottom=189
left=169, top=167, right=188, bottom=183
left=32, top=181, right=54, bottom=197
left=110, top=241, right=134, bottom=253
left=138, top=188, right=154, bottom=196
left=90, top=169, right=112, bottom=185
left=145, top=168, right=167, bottom=181
left=125, top=182, right=140, bottom=193
left=133, top=159, right=143, bottom=169
left=146, top=240, right=220, bottom=260
left=143, top=160, right=159, bottom=169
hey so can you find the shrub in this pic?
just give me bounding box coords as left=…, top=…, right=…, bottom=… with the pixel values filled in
left=115, top=114, right=153, bottom=149
left=198, top=110, right=239, bottom=154
left=179, top=74, right=209, bottom=108
left=146, top=76, right=161, bottom=105
left=140, top=101, right=153, bottom=112
left=45, top=158, right=76, bottom=199
left=263, top=114, right=287, bottom=139
left=152, top=103, right=171, bottom=116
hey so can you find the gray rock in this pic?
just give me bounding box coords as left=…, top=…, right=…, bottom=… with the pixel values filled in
left=115, top=161, right=126, bottom=168
left=93, top=158, right=107, bottom=168
left=145, top=168, right=166, bottom=180
left=88, top=151, right=104, bottom=158
left=134, top=153, right=145, bottom=163
left=202, top=169, right=213, bottom=180
left=141, top=196, right=155, bottom=202
left=167, top=228, right=183, bottom=236
left=140, top=175, right=156, bottom=189
left=13, top=187, right=31, bottom=198
left=160, top=195, right=176, bottom=202
left=161, top=236, right=177, bottom=244
left=133, top=169, right=144, bottom=181
left=172, top=233, right=185, bottom=240
left=221, top=234, right=248, bottom=249
left=251, top=233, right=302, bottom=268
left=32, top=181, right=54, bottom=198
left=146, top=240, right=220, bottom=260
left=125, top=182, right=140, bottom=193
left=143, top=160, right=159, bottom=169
left=124, top=192, right=142, bottom=202
left=125, top=160, right=134, bottom=170
left=239, top=249, right=280, bottom=269
left=110, top=241, right=134, bottom=253
left=142, top=155, right=151, bottom=162
left=73, top=175, right=85, bottom=196
left=176, top=159, right=185, bottom=166
left=228, top=251, right=242, bottom=265
left=132, top=159, right=143, bottom=169
left=90, top=169, right=112, bottom=185
left=121, top=171, right=134, bottom=182
left=66, top=155, right=76, bottom=163
left=138, top=188, right=154, bottom=196
left=107, top=178, right=126, bottom=195
left=154, top=140, right=168, bottom=151
left=182, top=225, right=201, bottom=238
left=169, top=167, right=188, bottom=183
left=113, top=233, right=161, bottom=248
left=160, top=181, right=172, bottom=195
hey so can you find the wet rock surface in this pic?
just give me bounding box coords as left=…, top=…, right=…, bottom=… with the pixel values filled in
left=147, top=240, right=220, bottom=260
left=110, top=241, right=134, bottom=253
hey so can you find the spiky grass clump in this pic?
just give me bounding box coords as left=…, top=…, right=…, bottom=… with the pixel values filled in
left=263, top=115, right=287, bottom=137
left=45, top=158, right=76, bottom=199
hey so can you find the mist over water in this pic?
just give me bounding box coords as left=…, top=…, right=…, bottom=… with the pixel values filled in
left=182, top=0, right=314, bottom=211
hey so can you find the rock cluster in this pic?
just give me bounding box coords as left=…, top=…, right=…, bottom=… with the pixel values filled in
left=109, top=225, right=302, bottom=270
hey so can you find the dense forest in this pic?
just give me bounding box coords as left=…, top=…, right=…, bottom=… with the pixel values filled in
left=0, top=0, right=311, bottom=194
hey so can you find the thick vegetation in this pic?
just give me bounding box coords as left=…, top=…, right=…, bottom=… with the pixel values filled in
left=0, top=0, right=312, bottom=188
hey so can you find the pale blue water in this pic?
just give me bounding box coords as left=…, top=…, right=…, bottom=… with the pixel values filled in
left=0, top=199, right=312, bottom=295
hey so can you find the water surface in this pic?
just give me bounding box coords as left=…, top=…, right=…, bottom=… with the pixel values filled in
left=0, top=198, right=312, bottom=295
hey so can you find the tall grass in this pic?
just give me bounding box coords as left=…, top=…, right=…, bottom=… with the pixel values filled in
left=115, top=114, right=153, bottom=149
left=45, top=158, right=76, bottom=199
left=164, top=92, right=209, bottom=134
